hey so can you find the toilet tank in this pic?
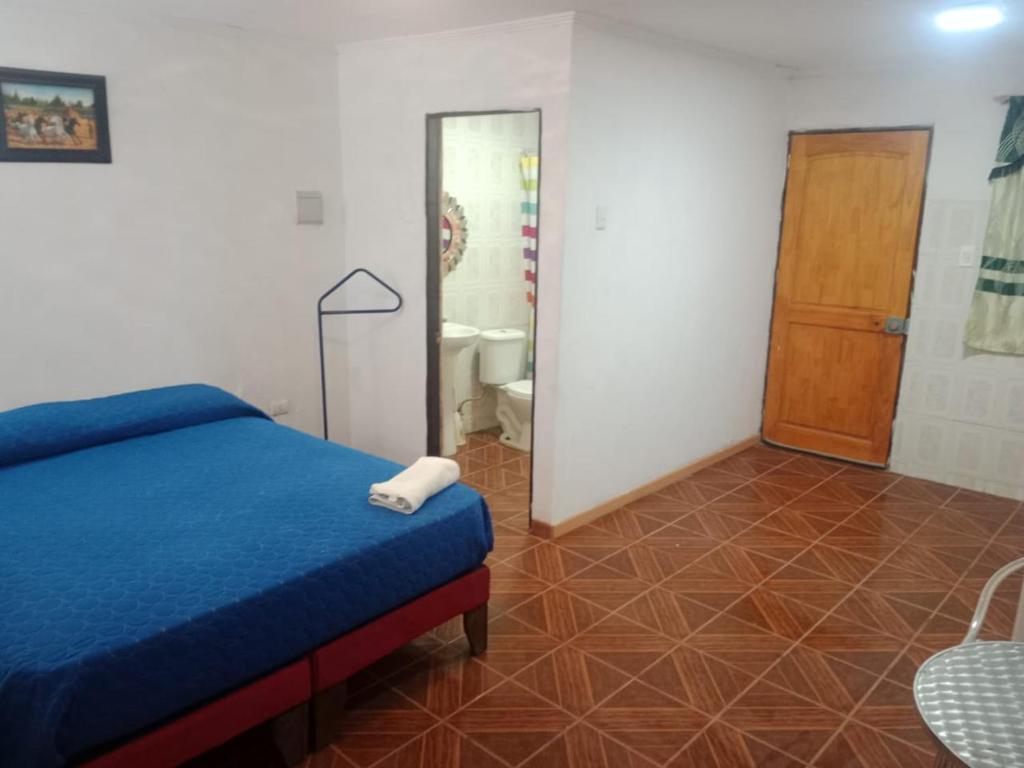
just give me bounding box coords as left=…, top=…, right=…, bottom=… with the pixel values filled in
left=479, top=329, right=526, bottom=385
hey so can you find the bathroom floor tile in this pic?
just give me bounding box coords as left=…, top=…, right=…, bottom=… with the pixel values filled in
left=448, top=679, right=575, bottom=766
left=559, top=562, right=651, bottom=611
left=616, top=587, right=718, bottom=640
left=601, top=529, right=717, bottom=583
left=505, top=542, right=594, bottom=584
left=760, top=644, right=876, bottom=715
left=487, top=562, right=549, bottom=617
left=668, top=722, right=807, bottom=768
left=513, top=644, right=631, bottom=715
left=508, top=587, right=610, bottom=641
left=760, top=563, right=853, bottom=612
left=813, top=721, right=934, bottom=767
left=686, top=614, right=795, bottom=676
left=622, top=492, right=698, bottom=525
left=721, top=680, right=845, bottom=763
left=489, top=522, right=542, bottom=563
left=522, top=722, right=658, bottom=768
left=569, top=614, right=677, bottom=676
left=583, top=681, right=710, bottom=765
left=638, top=644, right=756, bottom=715
left=673, top=508, right=755, bottom=540
left=472, top=614, right=562, bottom=677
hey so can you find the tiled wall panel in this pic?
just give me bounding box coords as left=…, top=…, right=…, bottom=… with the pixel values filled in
left=892, top=198, right=1024, bottom=500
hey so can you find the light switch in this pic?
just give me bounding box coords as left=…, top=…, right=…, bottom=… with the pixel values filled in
left=595, top=204, right=608, bottom=231
left=959, top=245, right=976, bottom=267
left=297, top=191, right=324, bottom=225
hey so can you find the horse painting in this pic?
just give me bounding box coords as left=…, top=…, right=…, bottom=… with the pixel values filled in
left=2, top=78, right=102, bottom=154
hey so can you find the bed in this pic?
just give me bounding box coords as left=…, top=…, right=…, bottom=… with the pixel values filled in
left=0, top=385, right=493, bottom=768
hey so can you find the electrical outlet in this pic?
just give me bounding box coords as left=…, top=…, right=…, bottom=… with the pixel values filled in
left=959, top=246, right=976, bottom=267
left=268, top=399, right=290, bottom=417
left=595, top=205, right=608, bottom=231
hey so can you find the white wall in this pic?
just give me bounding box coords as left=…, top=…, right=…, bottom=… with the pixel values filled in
left=0, top=5, right=344, bottom=437
left=549, top=17, right=788, bottom=523
left=442, top=112, right=538, bottom=433
left=788, top=56, right=1024, bottom=500
left=335, top=16, right=572, bottom=517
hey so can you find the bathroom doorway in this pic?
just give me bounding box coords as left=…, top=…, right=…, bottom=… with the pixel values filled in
left=425, top=110, right=541, bottom=528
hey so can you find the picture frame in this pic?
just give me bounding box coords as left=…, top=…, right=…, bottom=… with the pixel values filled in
left=0, top=66, right=111, bottom=163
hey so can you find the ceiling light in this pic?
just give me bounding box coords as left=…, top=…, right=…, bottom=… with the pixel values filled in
left=935, top=4, right=1005, bottom=31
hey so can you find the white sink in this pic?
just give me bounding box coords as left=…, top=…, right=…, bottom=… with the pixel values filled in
left=440, top=322, right=479, bottom=456
left=442, top=321, right=480, bottom=351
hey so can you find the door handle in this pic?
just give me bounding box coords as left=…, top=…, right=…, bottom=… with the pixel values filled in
left=884, top=317, right=909, bottom=335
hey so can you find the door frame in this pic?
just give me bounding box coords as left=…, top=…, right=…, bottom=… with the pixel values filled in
left=760, top=125, right=934, bottom=467
left=425, top=109, right=544, bottom=522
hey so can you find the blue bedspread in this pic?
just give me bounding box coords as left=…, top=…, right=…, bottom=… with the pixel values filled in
left=0, top=385, right=493, bottom=768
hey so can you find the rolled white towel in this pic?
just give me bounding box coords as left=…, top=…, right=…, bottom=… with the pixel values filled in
left=369, top=457, right=461, bottom=514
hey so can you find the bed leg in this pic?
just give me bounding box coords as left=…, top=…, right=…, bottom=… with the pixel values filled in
left=272, top=700, right=309, bottom=767
left=310, top=680, right=349, bottom=753
left=463, top=603, right=488, bottom=655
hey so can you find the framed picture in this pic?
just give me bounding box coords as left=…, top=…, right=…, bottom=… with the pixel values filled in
left=0, top=67, right=111, bottom=163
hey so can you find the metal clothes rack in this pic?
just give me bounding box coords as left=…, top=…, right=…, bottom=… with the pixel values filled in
left=317, top=268, right=403, bottom=440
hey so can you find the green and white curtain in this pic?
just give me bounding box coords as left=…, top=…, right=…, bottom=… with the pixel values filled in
left=520, top=153, right=539, bottom=377
left=965, top=96, right=1024, bottom=355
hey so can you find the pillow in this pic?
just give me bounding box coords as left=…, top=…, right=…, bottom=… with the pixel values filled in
left=0, top=384, right=268, bottom=468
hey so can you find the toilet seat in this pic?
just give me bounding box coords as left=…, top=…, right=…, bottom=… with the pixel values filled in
left=503, top=379, right=533, bottom=399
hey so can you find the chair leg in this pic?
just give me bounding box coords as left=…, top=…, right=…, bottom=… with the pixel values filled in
left=1014, top=575, right=1024, bottom=641
left=310, top=680, right=348, bottom=753
left=463, top=603, right=488, bottom=655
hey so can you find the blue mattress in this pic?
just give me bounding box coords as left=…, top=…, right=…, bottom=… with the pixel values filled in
left=0, top=385, right=493, bottom=768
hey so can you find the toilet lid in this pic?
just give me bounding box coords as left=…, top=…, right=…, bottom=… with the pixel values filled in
left=505, top=379, right=533, bottom=397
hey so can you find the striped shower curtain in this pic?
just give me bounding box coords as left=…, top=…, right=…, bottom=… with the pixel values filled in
left=520, top=154, right=539, bottom=376
left=965, top=96, right=1024, bottom=355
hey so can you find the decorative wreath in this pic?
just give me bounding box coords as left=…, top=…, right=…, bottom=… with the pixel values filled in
left=441, top=191, right=468, bottom=276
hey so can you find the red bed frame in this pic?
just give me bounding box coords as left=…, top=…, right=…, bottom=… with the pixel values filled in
left=81, top=566, right=490, bottom=768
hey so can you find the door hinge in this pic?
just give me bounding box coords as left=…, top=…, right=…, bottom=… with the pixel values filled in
left=884, top=317, right=909, bottom=335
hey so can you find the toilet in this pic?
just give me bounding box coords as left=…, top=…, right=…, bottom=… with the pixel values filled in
left=478, top=329, right=533, bottom=452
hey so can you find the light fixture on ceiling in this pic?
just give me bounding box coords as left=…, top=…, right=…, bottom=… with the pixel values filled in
left=935, top=3, right=1005, bottom=31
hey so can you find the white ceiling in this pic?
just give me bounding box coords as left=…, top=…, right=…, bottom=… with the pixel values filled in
left=16, top=0, right=1024, bottom=71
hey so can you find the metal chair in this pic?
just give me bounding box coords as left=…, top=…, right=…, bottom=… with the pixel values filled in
left=914, top=557, right=1024, bottom=768
left=963, top=556, right=1024, bottom=644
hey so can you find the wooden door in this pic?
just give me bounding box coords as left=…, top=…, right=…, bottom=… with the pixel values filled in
left=763, top=130, right=930, bottom=466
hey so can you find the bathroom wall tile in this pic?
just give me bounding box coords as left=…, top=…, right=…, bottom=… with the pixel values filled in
left=892, top=196, right=1024, bottom=502
left=946, top=202, right=982, bottom=250
left=512, top=112, right=527, bottom=137
left=961, top=377, right=995, bottom=423
left=464, top=199, right=482, bottom=229
left=936, top=266, right=972, bottom=307
left=918, top=206, right=943, bottom=252
left=489, top=151, right=505, bottom=187
left=996, top=438, right=1024, bottom=483
left=954, top=430, right=986, bottom=475
left=902, top=418, right=946, bottom=468
left=929, top=318, right=960, bottom=362
left=1005, top=381, right=1024, bottom=429
left=922, top=371, right=952, bottom=416
left=904, top=317, right=929, bottom=362
left=465, top=294, right=480, bottom=327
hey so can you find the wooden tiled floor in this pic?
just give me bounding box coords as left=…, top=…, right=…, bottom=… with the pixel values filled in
left=218, top=438, right=1024, bottom=767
